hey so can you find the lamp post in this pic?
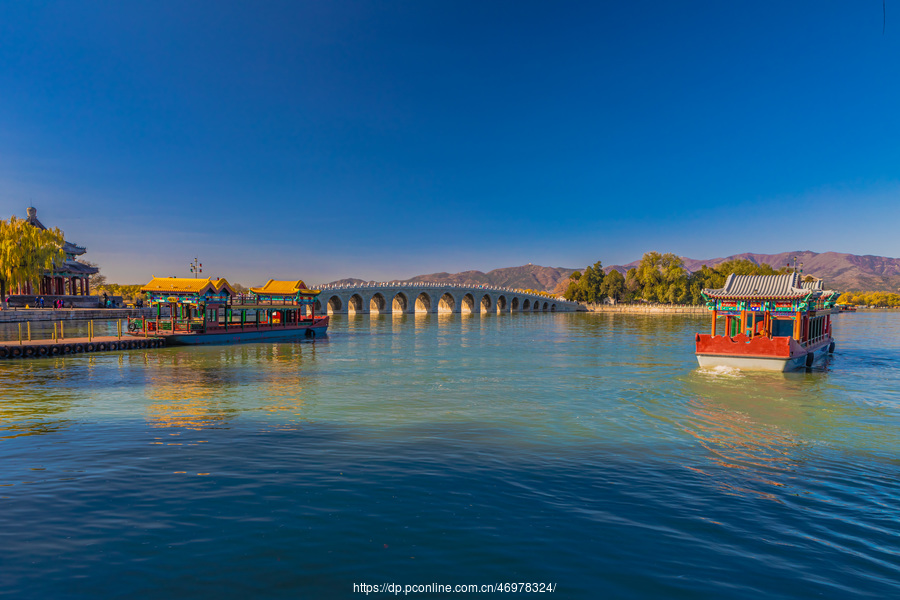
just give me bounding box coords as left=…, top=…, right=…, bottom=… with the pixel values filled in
left=190, top=257, right=202, bottom=278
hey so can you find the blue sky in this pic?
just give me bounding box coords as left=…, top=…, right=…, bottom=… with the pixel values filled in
left=1, top=1, right=898, bottom=285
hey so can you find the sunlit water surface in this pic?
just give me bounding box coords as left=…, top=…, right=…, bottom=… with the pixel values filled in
left=1, top=312, right=899, bottom=598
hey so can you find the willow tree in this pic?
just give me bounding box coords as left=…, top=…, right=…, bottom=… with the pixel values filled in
left=0, top=216, right=65, bottom=305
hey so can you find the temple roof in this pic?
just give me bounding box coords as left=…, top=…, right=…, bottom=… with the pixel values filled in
left=250, top=279, right=320, bottom=296
left=24, top=208, right=87, bottom=255
left=63, top=241, right=87, bottom=256
left=142, top=277, right=235, bottom=296
left=54, top=260, right=99, bottom=275
left=25, top=206, right=46, bottom=230
left=703, top=273, right=812, bottom=300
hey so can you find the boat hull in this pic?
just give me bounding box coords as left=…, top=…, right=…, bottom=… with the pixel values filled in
left=695, top=334, right=833, bottom=372
left=130, top=319, right=328, bottom=346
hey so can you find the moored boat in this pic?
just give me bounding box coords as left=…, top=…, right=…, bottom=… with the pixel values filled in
left=695, top=273, right=839, bottom=371
left=128, top=277, right=328, bottom=345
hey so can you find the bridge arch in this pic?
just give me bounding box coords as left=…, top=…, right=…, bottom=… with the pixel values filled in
left=543, top=301, right=549, bottom=312
left=532, top=301, right=539, bottom=312
left=348, top=294, right=364, bottom=314
left=497, top=295, right=508, bottom=313
left=392, top=292, right=409, bottom=313
left=461, top=293, right=476, bottom=314
left=480, top=295, right=492, bottom=313
left=314, top=299, right=323, bottom=314
left=522, top=298, right=530, bottom=311
left=415, top=292, right=432, bottom=313
left=438, top=292, right=456, bottom=313
left=326, top=295, right=342, bottom=314
left=370, top=293, right=386, bottom=314
left=511, top=297, right=519, bottom=312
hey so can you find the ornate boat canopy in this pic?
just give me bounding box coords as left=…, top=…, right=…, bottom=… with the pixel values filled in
left=142, top=277, right=235, bottom=297
left=703, top=273, right=837, bottom=301
left=250, top=279, right=320, bottom=297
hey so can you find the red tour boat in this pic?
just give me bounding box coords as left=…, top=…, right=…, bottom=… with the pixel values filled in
left=695, top=273, right=839, bottom=371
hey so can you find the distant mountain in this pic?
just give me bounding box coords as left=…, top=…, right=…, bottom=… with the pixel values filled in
left=608, top=251, right=900, bottom=292
left=327, top=264, right=577, bottom=292
left=325, top=277, right=370, bottom=286
left=326, top=251, right=900, bottom=294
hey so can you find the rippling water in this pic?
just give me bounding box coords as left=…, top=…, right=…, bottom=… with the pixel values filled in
left=1, top=312, right=899, bottom=598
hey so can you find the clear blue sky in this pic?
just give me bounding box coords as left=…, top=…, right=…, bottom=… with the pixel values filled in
left=1, top=1, right=898, bottom=285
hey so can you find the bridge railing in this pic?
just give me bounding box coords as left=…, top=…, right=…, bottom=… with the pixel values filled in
left=311, top=282, right=575, bottom=304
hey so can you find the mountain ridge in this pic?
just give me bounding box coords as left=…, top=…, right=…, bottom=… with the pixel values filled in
left=608, top=251, right=900, bottom=292
left=326, top=251, right=900, bottom=293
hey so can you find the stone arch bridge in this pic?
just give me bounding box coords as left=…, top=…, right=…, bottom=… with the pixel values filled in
left=312, top=283, right=581, bottom=315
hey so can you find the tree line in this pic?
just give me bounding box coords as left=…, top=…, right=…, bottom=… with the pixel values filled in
left=836, top=291, right=900, bottom=308
left=562, top=252, right=789, bottom=305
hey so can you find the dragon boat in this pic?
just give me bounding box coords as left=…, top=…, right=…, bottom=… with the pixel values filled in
left=695, top=273, right=839, bottom=371
left=128, top=277, right=328, bottom=345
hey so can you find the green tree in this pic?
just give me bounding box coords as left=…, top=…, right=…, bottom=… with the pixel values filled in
left=634, top=252, right=688, bottom=302
left=659, top=253, right=688, bottom=303
left=581, top=261, right=605, bottom=304
left=688, top=265, right=719, bottom=304
left=635, top=252, right=662, bottom=302
left=600, top=269, right=625, bottom=303
left=563, top=271, right=583, bottom=302
left=0, top=216, right=65, bottom=307
left=623, top=268, right=641, bottom=302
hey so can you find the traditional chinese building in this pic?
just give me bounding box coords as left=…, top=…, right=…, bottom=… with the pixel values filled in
left=16, top=206, right=99, bottom=297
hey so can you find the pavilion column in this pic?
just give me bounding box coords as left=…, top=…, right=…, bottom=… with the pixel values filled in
left=84, top=277, right=90, bottom=296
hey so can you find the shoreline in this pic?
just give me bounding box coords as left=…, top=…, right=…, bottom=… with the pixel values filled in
left=0, top=307, right=154, bottom=323
left=582, top=304, right=706, bottom=314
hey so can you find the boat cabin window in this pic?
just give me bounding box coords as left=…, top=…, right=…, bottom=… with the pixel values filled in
left=772, top=319, right=793, bottom=338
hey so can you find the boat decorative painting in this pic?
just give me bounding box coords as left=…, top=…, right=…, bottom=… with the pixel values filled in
left=695, top=272, right=840, bottom=371
left=129, top=277, right=328, bottom=345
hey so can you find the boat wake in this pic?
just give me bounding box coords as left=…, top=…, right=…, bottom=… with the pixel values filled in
left=697, top=365, right=744, bottom=378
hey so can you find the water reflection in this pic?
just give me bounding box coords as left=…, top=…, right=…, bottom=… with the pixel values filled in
left=679, top=396, right=802, bottom=501
left=678, top=362, right=898, bottom=501
left=143, top=343, right=314, bottom=430
left=0, top=361, right=79, bottom=439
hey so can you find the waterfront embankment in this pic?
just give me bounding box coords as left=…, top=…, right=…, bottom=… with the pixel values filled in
left=583, top=303, right=706, bottom=314
left=0, top=307, right=154, bottom=323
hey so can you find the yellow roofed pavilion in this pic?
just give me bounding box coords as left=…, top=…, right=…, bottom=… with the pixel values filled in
left=250, top=279, right=320, bottom=297
left=142, top=277, right=236, bottom=296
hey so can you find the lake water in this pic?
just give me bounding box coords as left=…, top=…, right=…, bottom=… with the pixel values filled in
left=1, top=311, right=899, bottom=599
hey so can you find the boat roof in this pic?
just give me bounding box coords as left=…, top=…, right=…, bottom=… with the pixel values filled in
left=249, top=279, right=320, bottom=296
left=703, top=272, right=837, bottom=300
left=801, top=279, right=823, bottom=290
left=142, top=277, right=236, bottom=296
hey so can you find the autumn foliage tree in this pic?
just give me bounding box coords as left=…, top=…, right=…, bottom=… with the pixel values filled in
left=564, top=254, right=793, bottom=306
left=0, top=216, right=65, bottom=306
